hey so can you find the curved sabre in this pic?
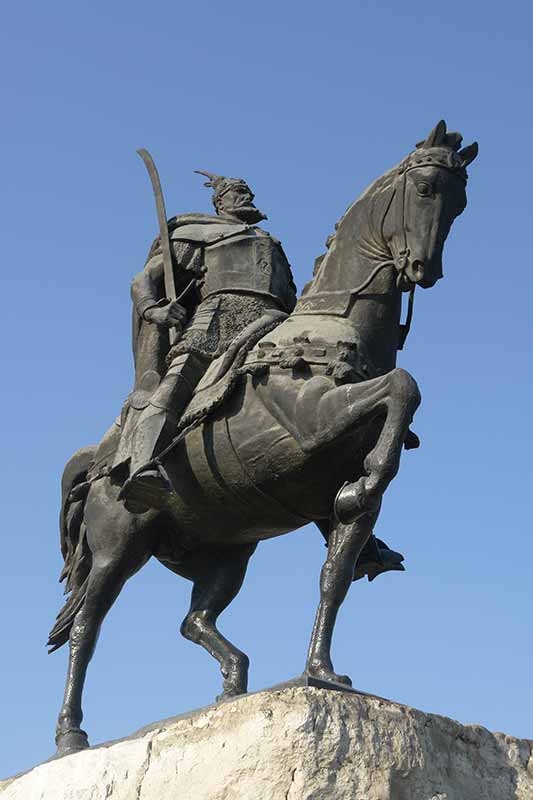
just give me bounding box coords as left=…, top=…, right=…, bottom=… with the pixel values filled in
left=137, top=148, right=178, bottom=344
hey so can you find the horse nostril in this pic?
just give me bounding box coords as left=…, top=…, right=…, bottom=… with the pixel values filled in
left=411, top=259, right=425, bottom=278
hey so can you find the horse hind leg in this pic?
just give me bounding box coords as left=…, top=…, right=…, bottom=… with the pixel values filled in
left=55, top=520, right=152, bottom=755
left=176, top=543, right=256, bottom=700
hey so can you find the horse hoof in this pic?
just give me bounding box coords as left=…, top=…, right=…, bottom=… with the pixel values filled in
left=55, top=728, right=90, bottom=756
left=216, top=686, right=248, bottom=703
left=216, top=671, right=248, bottom=702
left=306, top=666, right=353, bottom=687
left=216, top=652, right=249, bottom=703
left=333, top=674, right=353, bottom=687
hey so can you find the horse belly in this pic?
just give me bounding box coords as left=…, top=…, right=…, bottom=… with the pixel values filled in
left=163, top=377, right=364, bottom=546
left=163, top=401, right=308, bottom=547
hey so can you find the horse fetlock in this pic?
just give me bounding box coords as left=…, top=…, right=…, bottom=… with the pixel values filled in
left=55, top=707, right=89, bottom=754
left=57, top=707, right=82, bottom=732
left=219, top=652, right=249, bottom=698
left=221, top=650, right=249, bottom=678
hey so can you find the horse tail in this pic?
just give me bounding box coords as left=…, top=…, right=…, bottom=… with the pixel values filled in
left=47, top=446, right=96, bottom=653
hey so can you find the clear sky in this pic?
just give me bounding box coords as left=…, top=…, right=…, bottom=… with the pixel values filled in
left=1, top=0, right=531, bottom=778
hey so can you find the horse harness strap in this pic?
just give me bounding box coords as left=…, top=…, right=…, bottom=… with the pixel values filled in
left=398, top=287, right=415, bottom=350
left=391, top=167, right=416, bottom=349
left=393, top=167, right=410, bottom=273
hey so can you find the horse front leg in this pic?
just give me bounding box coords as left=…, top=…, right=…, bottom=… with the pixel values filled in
left=306, top=509, right=378, bottom=685
left=297, top=368, right=419, bottom=684
left=337, top=368, right=421, bottom=520
left=299, top=367, right=421, bottom=521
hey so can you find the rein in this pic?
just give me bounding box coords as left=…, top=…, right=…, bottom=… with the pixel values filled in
left=387, top=165, right=419, bottom=349
left=351, top=258, right=416, bottom=351
left=349, top=259, right=394, bottom=295
left=391, top=167, right=411, bottom=276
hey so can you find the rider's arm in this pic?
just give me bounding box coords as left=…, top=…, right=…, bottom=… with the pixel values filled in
left=131, top=254, right=165, bottom=320
left=131, top=241, right=200, bottom=324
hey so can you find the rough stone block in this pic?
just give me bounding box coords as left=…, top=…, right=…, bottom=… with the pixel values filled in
left=1, top=687, right=532, bottom=799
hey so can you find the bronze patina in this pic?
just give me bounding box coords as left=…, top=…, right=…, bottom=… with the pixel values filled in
left=49, top=120, right=478, bottom=755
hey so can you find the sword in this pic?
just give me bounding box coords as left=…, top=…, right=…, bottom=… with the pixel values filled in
left=137, top=148, right=179, bottom=345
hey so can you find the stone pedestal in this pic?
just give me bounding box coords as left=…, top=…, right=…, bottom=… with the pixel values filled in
left=1, top=686, right=532, bottom=799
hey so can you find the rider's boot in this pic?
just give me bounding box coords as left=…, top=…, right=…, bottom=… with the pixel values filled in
left=120, top=406, right=177, bottom=512
left=120, top=352, right=208, bottom=512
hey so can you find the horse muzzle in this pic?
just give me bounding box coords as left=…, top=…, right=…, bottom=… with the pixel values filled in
left=403, top=258, right=442, bottom=289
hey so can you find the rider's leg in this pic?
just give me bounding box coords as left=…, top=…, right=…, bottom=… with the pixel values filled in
left=178, top=543, right=257, bottom=699
left=130, top=351, right=207, bottom=474
left=122, top=351, right=208, bottom=508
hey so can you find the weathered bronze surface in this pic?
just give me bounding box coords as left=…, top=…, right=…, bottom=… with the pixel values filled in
left=49, top=120, right=477, bottom=755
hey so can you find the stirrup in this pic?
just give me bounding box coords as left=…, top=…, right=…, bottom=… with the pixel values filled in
left=119, top=460, right=172, bottom=512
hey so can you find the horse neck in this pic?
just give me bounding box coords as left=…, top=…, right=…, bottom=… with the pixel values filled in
left=306, top=183, right=402, bottom=373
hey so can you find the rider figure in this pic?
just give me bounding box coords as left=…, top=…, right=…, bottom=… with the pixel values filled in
left=118, top=171, right=297, bottom=510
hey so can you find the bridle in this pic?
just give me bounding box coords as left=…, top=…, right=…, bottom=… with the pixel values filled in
left=391, top=146, right=468, bottom=275
left=349, top=165, right=417, bottom=350
left=371, top=148, right=467, bottom=349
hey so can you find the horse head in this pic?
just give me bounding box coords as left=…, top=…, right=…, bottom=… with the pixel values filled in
left=382, top=120, right=478, bottom=290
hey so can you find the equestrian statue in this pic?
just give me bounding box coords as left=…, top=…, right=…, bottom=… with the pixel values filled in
left=48, top=120, right=478, bottom=755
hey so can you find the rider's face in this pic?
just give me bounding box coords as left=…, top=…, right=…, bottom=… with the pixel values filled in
left=218, top=184, right=267, bottom=223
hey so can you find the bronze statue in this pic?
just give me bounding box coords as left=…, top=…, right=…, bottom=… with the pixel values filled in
left=48, top=120, right=477, bottom=755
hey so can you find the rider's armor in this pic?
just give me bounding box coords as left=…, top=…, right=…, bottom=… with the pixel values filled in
left=200, top=227, right=296, bottom=308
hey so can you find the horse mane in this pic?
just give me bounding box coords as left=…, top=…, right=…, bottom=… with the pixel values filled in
left=302, top=164, right=399, bottom=295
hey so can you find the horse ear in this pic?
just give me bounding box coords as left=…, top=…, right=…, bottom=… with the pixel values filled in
left=459, top=142, right=479, bottom=167
left=421, top=120, right=447, bottom=148
left=444, top=132, right=463, bottom=151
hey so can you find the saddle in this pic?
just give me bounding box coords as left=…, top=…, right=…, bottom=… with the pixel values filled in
left=169, top=310, right=287, bottom=441
left=86, top=310, right=288, bottom=480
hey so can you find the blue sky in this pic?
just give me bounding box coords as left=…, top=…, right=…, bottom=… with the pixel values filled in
left=1, top=0, right=532, bottom=777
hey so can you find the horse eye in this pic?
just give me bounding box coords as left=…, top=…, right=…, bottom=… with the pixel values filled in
left=417, top=181, right=433, bottom=197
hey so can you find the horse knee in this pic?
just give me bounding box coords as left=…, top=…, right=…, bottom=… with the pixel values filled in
left=389, top=368, right=421, bottom=412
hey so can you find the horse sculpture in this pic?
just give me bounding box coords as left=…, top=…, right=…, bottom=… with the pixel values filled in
left=49, top=120, right=477, bottom=755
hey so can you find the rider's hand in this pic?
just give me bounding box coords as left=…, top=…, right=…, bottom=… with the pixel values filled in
left=144, top=301, right=187, bottom=330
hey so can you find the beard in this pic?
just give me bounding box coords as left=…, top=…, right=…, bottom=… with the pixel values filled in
left=224, top=204, right=267, bottom=224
